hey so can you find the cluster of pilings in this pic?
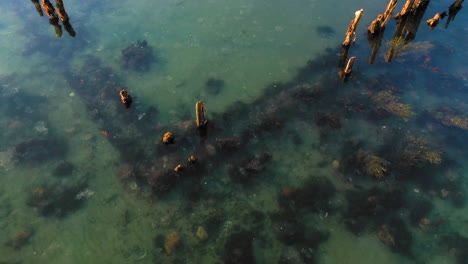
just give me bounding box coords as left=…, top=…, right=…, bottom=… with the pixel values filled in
left=338, top=0, right=464, bottom=78
left=30, top=0, right=76, bottom=37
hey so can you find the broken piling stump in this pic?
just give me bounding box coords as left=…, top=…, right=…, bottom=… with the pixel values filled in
left=339, top=56, right=356, bottom=81
left=41, top=0, right=57, bottom=19
left=54, top=0, right=69, bottom=22
left=162, top=132, right=175, bottom=145
left=119, top=89, right=133, bottom=109
left=367, top=0, right=398, bottom=64
left=394, top=0, right=413, bottom=19
left=368, top=0, right=398, bottom=35
left=343, top=9, right=364, bottom=47
left=195, top=101, right=208, bottom=129
left=427, top=13, right=444, bottom=30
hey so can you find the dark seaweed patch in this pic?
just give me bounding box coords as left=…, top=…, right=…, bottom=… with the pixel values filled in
left=316, top=25, right=336, bottom=38
left=223, top=231, right=256, bottom=264
left=14, top=138, right=67, bottom=165
left=205, top=78, right=225, bottom=96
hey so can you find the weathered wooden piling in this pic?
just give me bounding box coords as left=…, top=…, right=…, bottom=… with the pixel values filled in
left=426, top=13, right=443, bottom=30
left=343, top=9, right=364, bottom=47
left=339, top=56, right=356, bottom=81
left=195, top=101, right=208, bottom=129
left=394, top=0, right=414, bottom=18
left=368, top=0, right=398, bottom=35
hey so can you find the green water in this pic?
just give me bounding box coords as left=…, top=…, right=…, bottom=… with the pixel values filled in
left=1, top=0, right=467, bottom=263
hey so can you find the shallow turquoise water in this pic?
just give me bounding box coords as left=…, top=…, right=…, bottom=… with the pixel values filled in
left=0, top=1, right=467, bottom=263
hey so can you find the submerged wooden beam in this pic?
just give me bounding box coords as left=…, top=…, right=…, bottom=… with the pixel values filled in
left=343, top=9, right=364, bottom=47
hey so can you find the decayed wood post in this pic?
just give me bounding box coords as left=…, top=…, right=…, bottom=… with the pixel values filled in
left=342, top=9, right=364, bottom=47
left=339, top=56, right=356, bottom=81
left=55, top=0, right=69, bottom=22
left=344, top=56, right=356, bottom=76
left=368, top=0, right=398, bottom=35
left=195, top=101, right=208, bottom=129
left=426, top=13, right=443, bottom=30
left=367, top=0, right=398, bottom=64
left=394, top=0, right=414, bottom=18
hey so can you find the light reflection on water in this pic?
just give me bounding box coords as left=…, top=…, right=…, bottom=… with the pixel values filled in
left=0, top=0, right=467, bottom=263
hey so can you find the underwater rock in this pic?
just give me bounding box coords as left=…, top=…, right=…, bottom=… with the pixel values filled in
left=229, top=153, right=272, bottom=184
left=205, top=78, right=225, bottom=96
left=196, top=226, right=208, bottom=241
left=164, top=231, right=180, bottom=255
left=223, top=231, right=256, bottom=264
left=121, top=40, right=154, bottom=72
left=52, top=161, right=74, bottom=177
left=14, top=139, right=67, bottom=165
left=119, top=89, right=133, bottom=109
